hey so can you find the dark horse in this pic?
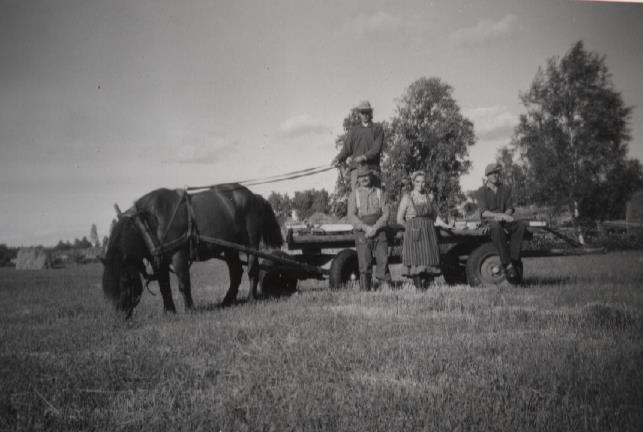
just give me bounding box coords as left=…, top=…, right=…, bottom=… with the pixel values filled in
left=102, top=183, right=283, bottom=317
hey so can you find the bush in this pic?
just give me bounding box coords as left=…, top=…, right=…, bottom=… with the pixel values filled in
left=0, top=244, right=18, bottom=267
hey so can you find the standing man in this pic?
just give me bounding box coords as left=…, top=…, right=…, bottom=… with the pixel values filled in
left=476, top=163, right=528, bottom=280
left=348, top=166, right=391, bottom=291
left=332, top=100, right=385, bottom=190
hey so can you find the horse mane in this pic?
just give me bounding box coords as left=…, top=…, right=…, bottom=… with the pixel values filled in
left=102, top=217, right=128, bottom=304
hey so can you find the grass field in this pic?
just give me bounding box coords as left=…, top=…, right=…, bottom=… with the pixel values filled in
left=1, top=251, right=642, bottom=431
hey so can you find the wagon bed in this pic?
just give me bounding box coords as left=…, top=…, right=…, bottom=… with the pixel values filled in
left=280, top=221, right=606, bottom=288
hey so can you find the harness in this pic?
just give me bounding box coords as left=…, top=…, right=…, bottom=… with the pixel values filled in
left=120, top=189, right=200, bottom=282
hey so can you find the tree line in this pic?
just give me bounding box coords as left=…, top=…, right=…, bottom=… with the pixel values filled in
left=315, top=40, right=641, bottom=233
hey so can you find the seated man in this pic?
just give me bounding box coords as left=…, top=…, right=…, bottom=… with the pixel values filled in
left=347, top=165, right=390, bottom=291
left=476, top=163, right=528, bottom=280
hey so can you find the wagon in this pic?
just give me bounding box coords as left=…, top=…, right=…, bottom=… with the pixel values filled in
left=257, top=221, right=606, bottom=293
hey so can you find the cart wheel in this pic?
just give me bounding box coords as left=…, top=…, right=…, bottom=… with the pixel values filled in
left=329, top=249, right=359, bottom=289
left=259, top=251, right=298, bottom=298
left=465, top=242, right=508, bottom=287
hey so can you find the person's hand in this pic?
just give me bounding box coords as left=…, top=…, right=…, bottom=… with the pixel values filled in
left=355, top=155, right=366, bottom=163
left=345, top=156, right=353, bottom=165
left=364, top=226, right=376, bottom=238
left=499, top=213, right=513, bottom=223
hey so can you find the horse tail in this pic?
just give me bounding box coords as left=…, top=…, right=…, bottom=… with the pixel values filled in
left=259, top=196, right=284, bottom=248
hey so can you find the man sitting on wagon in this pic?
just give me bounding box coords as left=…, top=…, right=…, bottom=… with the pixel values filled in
left=347, top=165, right=391, bottom=291
left=476, top=163, right=528, bottom=280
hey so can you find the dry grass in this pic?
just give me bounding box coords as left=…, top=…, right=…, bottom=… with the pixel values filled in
left=1, top=251, right=642, bottom=431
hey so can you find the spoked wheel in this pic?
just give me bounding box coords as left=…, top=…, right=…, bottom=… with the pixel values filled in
left=465, top=242, right=508, bottom=287
left=259, top=251, right=298, bottom=298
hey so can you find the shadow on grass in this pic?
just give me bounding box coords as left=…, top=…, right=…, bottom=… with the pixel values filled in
left=195, top=298, right=250, bottom=312
left=521, top=275, right=575, bottom=286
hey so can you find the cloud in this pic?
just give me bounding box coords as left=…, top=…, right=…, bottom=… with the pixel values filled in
left=276, top=115, right=333, bottom=139
left=464, top=106, right=518, bottom=141
left=450, top=14, right=519, bottom=48
left=340, top=11, right=407, bottom=36
left=162, top=138, right=240, bottom=164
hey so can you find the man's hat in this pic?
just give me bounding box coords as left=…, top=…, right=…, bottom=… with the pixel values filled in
left=485, top=163, right=502, bottom=176
left=355, top=165, right=372, bottom=178
left=356, top=100, right=373, bottom=112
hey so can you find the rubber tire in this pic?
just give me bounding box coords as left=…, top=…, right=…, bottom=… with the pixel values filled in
left=465, top=242, right=508, bottom=287
left=259, top=250, right=298, bottom=298
left=329, top=249, right=359, bottom=289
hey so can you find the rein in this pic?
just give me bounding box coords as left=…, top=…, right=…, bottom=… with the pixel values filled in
left=185, top=164, right=334, bottom=192
left=112, top=164, right=337, bottom=285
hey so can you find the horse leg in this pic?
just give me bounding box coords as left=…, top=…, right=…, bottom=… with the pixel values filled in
left=221, top=251, right=242, bottom=306
left=247, top=252, right=260, bottom=301
left=157, top=264, right=177, bottom=313
left=172, top=251, right=194, bottom=311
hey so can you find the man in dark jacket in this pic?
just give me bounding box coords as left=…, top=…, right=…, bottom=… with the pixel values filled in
left=332, top=100, right=385, bottom=190
left=476, top=163, right=527, bottom=280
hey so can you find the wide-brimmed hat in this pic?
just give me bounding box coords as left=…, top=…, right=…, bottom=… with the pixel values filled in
left=356, top=100, right=373, bottom=112
left=410, top=170, right=426, bottom=181
left=355, top=165, right=372, bottom=178
left=485, top=163, right=502, bottom=176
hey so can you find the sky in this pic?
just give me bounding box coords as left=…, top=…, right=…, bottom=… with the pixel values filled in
left=1, top=0, right=642, bottom=246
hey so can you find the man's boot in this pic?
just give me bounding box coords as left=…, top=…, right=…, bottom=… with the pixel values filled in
left=360, top=275, right=371, bottom=292
left=421, top=275, right=433, bottom=289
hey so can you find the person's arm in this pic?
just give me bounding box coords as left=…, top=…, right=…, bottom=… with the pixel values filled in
left=481, top=209, right=513, bottom=222
left=332, top=134, right=352, bottom=166
left=435, top=215, right=450, bottom=228
left=396, top=194, right=409, bottom=225
left=347, top=190, right=365, bottom=231
left=372, top=192, right=389, bottom=232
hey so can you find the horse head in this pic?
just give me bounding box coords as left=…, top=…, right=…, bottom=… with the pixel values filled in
left=101, top=216, right=147, bottom=319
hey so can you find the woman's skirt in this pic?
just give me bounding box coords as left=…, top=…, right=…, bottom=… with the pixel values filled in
left=402, top=217, right=441, bottom=276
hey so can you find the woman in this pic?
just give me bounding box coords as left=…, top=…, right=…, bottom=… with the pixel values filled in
left=396, top=171, right=445, bottom=289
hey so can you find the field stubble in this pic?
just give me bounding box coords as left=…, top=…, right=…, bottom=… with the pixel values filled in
left=0, top=251, right=642, bottom=431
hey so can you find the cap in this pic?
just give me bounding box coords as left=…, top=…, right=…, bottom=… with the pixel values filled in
left=356, top=100, right=373, bottom=112
left=355, top=165, right=372, bottom=178
left=485, top=163, right=502, bottom=176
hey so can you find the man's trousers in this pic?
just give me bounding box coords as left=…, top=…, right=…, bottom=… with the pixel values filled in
left=487, top=220, right=528, bottom=266
left=355, top=230, right=389, bottom=280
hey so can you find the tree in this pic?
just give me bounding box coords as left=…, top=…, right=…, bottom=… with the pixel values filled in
left=494, top=146, right=531, bottom=207
left=383, top=77, right=476, bottom=218
left=267, top=192, right=292, bottom=222
left=292, top=189, right=331, bottom=221
left=90, top=224, right=99, bottom=247
left=512, top=41, right=634, bottom=233
left=0, top=244, right=18, bottom=267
